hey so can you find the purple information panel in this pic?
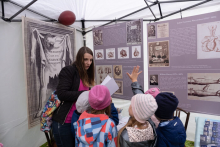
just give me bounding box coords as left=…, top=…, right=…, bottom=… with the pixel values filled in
left=147, top=11, right=220, bottom=115
left=93, top=19, right=144, bottom=100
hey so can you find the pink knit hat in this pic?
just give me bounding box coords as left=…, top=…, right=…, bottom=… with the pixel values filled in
left=145, top=87, right=160, bottom=98
left=131, top=94, right=158, bottom=123
left=89, top=85, right=111, bottom=110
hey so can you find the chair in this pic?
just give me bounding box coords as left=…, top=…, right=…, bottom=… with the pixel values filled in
left=44, top=129, right=57, bottom=147
left=174, top=107, right=190, bottom=131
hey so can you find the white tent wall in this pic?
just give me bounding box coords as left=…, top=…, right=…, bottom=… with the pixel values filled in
left=85, top=2, right=220, bottom=142
left=0, top=19, right=83, bottom=147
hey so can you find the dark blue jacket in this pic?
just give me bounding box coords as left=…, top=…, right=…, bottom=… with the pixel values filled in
left=156, top=117, right=186, bottom=147
left=71, top=103, right=119, bottom=136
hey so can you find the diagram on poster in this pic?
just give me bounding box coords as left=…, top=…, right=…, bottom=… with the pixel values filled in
left=115, top=80, right=123, bottom=95
left=188, top=73, right=220, bottom=102
left=148, top=24, right=156, bottom=39
left=96, top=65, right=112, bottom=85
left=95, top=49, right=104, bottom=60
left=127, top=20, right=142, bottom=45
left=132, top=46, right=141, bottom=58
left=197, top=21, right=220, bottom=59
left=93, top=30, right=103, bottom=45
left=148, top=41, right=169, bottom=67
left=157, top=23, right=169, bottom=38
left=106, top=48, right=115, bottom=59
left=113, top=65, right=123, bottom=79
left=118, top=47, right=129, bottom=59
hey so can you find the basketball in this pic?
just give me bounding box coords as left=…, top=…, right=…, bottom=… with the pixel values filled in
left=58, top=10, right=76, bottom=26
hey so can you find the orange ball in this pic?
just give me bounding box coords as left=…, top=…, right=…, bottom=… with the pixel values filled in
left=58, top=11, right=76, bottom=26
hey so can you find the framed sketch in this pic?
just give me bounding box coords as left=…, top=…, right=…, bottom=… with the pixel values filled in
left=115, top=81, right=123, bottom=95
left=197, top=21, right=220, bottom=59
left=106, top=48, right=115, bottom=59
left=93, top=30, right=103, bottom=45
left=157, top=23, right=169, bottom=38
left=127, top=20, right=142, bottom=45
left=96, top=65, right=112, bottom=85
left=132, top=46, right=141, bottom=58
left=148, top=24, right=156, bottom=39
left=148, top=40, right=169, bottom=67
left=113, top=65, right=123, bottom=79
left=150, top=75, right=158, bottom=85
left=22, top=17, right=75, bottom=128
left=95, top=49, right=104, bottom=60
left=118, top=47, right=129, bottom=59
left=188, top=73, right=220, bottom=102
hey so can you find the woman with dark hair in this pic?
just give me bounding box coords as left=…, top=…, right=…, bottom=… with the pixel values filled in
left=52, top=47, right=95, bottom=147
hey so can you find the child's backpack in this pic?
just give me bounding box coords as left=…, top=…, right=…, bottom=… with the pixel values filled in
left=40, top=91, right=60, bottom=132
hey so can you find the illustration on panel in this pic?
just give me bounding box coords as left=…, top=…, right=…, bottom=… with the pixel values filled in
left=95, top=49, right=104, bottom=60
left=115, top=81, right=123, bottom=95
left=197, top=21, right=220, bottom=59
left=148, top=41, right=169, bottom=67
left=106, top=48, right=115, bottom=59
left=22, top=17, right=75, bottom=128
left=157, top=23, right=169, bottom=38
left=118, top=47, right=129, bottom=59
left=188, top=73, right=220, bottom=102
left=96, top=65, right=112, bottom=84
left=132, top=46, right=141, bottom=58
left=113, top=65, right=123, bottom=79
left=150, top=75, right=158, bottom=85
left=148, top=24, right=156, bottom=39
left=93, top=30, right=103, bottom=45
left=127, top=20, right=142, bottom=45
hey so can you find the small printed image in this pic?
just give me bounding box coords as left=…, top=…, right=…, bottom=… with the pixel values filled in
left=188, top=73, right=220, bottom=102
left=96, top=65, right=112, bottom=84
left=118, top=47, right=129, bottom=59
left=106, top=48, right=115, bottom=59
left=93, top=30, right=103, bottom=45
left=127, top=20, right=142, bottom=45
left=150, top=75, right=158, bottom=85
left=148, top=24, right=156, bottom=39
left=115, top=80, right=123, bottom=95
left=95, top=49, right=104, bottom=60
left=132, top=46, right=141, bottom=58
left=113, top=65, right=123, bottom=79
left=148, top=40, right=169, bottom=67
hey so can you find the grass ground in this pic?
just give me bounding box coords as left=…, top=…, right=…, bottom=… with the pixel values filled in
left=40, top=140, right=195, bottom=147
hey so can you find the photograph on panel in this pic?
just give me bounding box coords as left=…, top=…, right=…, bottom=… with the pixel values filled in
left=127, top=19, right=142, bottom=45
left=22, top=17, right=75, bottom=128
left=150, top=75, right=158, bottom=85
left=113, top=65, right=123, bottom=79
left=132, top=46, right=141, bottom=58
left=118, top=47, right=129, bottom=59
left=197, top=21, right=220, bottom=59
left=106, top=48, right=115, bottom=59
left=148, top=40, right=169, bottom=67
left=157, top=23, right=169, bottom=38
left=96, top=65, right=112, bottom=85
left=148, top=24, right=156, bottom=39
left=93, top=30, right=103, bottom=45
left=188, top=73, right=220, bottom=102
left=95, top=49, right=104, bottom=60
left=115, top=80, right=123, bottom=95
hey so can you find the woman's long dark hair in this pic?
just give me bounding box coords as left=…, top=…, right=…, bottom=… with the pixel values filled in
left=74, top=47, right=95, bottom=87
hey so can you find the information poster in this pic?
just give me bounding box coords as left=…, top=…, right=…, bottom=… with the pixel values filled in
left=93, top=19, right=144, bottom=100
left=147, top=11, right=220, bottom=115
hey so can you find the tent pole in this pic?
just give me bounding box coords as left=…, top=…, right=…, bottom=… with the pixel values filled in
left=160, top=0, right=207, bottom=3
left=81, top=19, right=86, bottom=47
left=157, top=1, right=163, bottom=18
left=1, top=0, right=5, bottom=19
left=8, top=0, right=38, bottom=21
left=8, top=0, right=57, bottom=21
left=144, top=0, right=157, bottom=19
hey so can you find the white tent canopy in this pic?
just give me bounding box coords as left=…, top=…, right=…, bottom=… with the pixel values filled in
left=0, top=1, right=220, bottom=147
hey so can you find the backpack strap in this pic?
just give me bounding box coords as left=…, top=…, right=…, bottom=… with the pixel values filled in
left=148, top=118, right=157, bottom=147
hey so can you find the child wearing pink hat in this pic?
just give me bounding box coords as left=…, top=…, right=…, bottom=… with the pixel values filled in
left=127, top=65, right=160, bottom=127
left=74, top=85, right=117, bottom=147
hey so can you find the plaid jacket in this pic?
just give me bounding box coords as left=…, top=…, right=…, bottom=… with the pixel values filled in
left=74, top=111, right=117, bottom=147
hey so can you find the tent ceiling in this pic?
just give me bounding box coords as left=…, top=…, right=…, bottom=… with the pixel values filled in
left=1, top=0, right=220, bottom=29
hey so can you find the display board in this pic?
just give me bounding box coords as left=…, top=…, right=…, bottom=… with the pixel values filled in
left=147, top=11, right=220, bottom=115
left=93, top=19, right=144, bottom=100
left=22, top=17, right=75, bottom=128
